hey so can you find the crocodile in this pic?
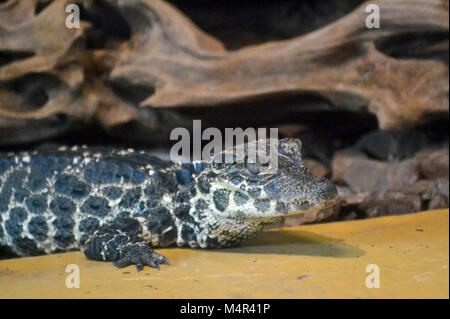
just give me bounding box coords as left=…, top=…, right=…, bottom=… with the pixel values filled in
left=0, top=138, right=337, bottom=271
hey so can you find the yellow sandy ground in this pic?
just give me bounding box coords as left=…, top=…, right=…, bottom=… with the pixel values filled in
left=0, top=209, right=448, bottom=299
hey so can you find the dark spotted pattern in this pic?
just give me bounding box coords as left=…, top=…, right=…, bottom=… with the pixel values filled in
left=0, top=148, right=198, bottom=261
left=0, top=138, right=338, bottom=271
left=180, top=224, right=196, bottom=243
left=8, top=170, right=27, bottom=188
left=213, top=189, right=230, bottom=212
left=28, top=216, right=48, bottom=241
left=0, top=170, right=27, bottom=213
left=78, top=217, right=100, bottom=244
left=55, top=175, right=91, bottom=199
left=205, top=237, right=219, bottom=249
left=0, top=213, right=4, bottom=239
left=229, top=175, right=244, bottom=185
left=110, top=216, right=142, bottom=234
left=115, top=164, right=133, bottom=184
left=27, top=172, right=48, bottom=192
left=276, top=201, right=286, bottom=213
left=132, top=169, right=146, bottom=184
left=195, top=199, right=208, bottom=211
left=144, top=184, right=159, bottom=196
left=5, top=207, right=27, bottom=237
left=81, top=196, right=111, bottom=217
left=0, top=158, right=11, bottom=175
left=13, top=237, right=41, bottom=256
left=197, top=176, right=211, bottom=194
left=0, top=187, right=12, bottom=212
left=84, top=160, right=138, bottom=185
left=146, top=207, right=177, bottom=246
left=53, top=217, right=75, bottom=247
left=254, top=199, right=271, bottom=212
left=176, top=169, right=193, bottom=185
left=78, top=218, right=100, bottom=235
left=14, top=188, right=29, bottom=203
left=5, top=218, right=22, bottom=237
left=50, top=197, right=76, bottom=217
left=175, top=190, right=191, bottom=203
left=174, top=204, right=195, bottom=223
left=146, top=207, right=174, bottom=235
left=25, top=195, right=47, bottom=215
left=31, top=155, right=69, bottom=176
left=102, top=186, right=123, bottom=200
left=234, top=191, right=249, bottom=206
left=119, top=188, right=142, bottom=209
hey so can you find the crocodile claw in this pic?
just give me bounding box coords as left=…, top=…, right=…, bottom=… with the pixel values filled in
left=113, top=246, right=170, bottom=272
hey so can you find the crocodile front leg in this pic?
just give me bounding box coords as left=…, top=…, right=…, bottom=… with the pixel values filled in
left=82, top=219, right=169, bottom=271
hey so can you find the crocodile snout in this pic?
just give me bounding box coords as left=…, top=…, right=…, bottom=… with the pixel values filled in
left=314, top=178, right=338, bottom=204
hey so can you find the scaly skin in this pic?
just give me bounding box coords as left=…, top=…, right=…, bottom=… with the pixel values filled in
left=0, top=138, right=337, bottom=271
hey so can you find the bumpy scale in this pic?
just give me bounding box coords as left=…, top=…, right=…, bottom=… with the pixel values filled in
left=0, top=139, right=337, bottom=271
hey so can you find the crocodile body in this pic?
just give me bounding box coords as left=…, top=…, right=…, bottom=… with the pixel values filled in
left=0, top=138, right=337, bottom=270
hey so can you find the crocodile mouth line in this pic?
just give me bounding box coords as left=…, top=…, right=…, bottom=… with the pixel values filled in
left=282, top=198, right=337, bottom=216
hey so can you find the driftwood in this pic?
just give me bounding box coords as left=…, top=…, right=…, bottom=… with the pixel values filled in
left=0, top=0, right=448, bottom=145
left=112, top=0, right=448, bottom=129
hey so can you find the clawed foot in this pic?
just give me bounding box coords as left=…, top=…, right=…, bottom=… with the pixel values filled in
left=113, top=245, right=170, bottom=271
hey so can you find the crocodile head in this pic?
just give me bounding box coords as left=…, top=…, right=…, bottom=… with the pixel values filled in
left=190, top=138, right=337, bottom=247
